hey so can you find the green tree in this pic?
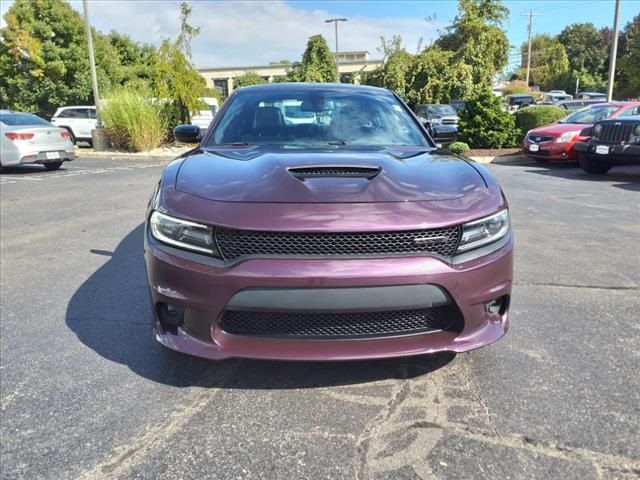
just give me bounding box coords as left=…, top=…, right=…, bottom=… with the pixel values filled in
left=0, top=0, right=93, bottom=115
left=287, top=35, right=337, bottom=82
left=152, top=40, right=207, bottom=125
left=519, top=34, right=569, bottom=90
left=407, top=47, right=475, bottom=105
left=558, top=23, right=608, bottom=76
left=458, top=89, right=521, bottom=148
left=176, top=1, right=200, bottom=60
left=437, top=0, right=510, bottom=88
left=233, top=72, right=266, bottom=88
left=616, top=15, right=640, bottom=99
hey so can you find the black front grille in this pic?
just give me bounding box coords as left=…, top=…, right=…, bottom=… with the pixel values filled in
left=220, top=306, right=461, bottom=339
left=289, top=166, right=380, bottom=179
left=599, top=123, right=635, bottom=144
left=527, top=135, right=554, bottom=143
left=216, top=226, right=461, bottom=261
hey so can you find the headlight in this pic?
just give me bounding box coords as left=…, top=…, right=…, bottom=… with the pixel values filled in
left=149, top=211, right=218, bottom=255
left=594, top=124, right=603, bottom=136
left=635, top=124, right=640, bottom=135
left=430, top=117, right=442, bottom=124
left=456, top=210, right=510, bottom=253
left=557, top=130, right=580, bottom=143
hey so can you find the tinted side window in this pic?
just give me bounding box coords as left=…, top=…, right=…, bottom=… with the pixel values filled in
left=76, top=108, right=91, bottom=119
left=88, top=109, right=97, bottom=119
left=57, top=109, right=74, bottom=118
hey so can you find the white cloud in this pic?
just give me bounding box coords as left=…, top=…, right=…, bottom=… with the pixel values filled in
left=2, top=0, right=441, bottom=67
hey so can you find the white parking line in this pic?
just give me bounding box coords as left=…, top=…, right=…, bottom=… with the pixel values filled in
left=0, top=161, right=168, bottom=185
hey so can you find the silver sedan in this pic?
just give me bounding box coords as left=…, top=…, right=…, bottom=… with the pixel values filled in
left=0, top=110, right=75, bottom=172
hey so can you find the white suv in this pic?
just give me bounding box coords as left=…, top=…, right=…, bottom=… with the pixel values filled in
left=51, top=106, right=97, bottom=145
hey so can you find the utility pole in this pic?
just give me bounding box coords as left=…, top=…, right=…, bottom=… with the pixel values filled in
left=606, top=0, right=622, bottom=101
left=521, top=10, right=542, bottom=87
left=325, top=17, right=347, bottom=82
left=82, top=0, right=108, bottom=149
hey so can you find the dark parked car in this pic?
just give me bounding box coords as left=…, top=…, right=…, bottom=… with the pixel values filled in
left=574, top=115, right=640, bottom=174
left=553, top=99, right=606, bottom=111
left=505, top=94, right=534, bottom=112
left=415, top=104, right=460, bottom=126
left=577, top=92, right=607, bottom=101
left=146, top=83, right=513, bottom=361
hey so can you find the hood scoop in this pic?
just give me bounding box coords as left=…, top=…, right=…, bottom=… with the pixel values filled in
left=288, top=165, right=381, bottom=181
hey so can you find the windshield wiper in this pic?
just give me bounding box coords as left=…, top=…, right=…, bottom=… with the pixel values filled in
left=327, top=140, right=347, bottom=145
left=210, top=142, right=251, bottom=147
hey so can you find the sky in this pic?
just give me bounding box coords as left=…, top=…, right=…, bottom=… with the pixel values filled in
left=1, top=0, right=639, bottom=71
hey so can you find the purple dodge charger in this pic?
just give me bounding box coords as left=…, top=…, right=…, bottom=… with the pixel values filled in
left=144, top=83, right=513, bottom=361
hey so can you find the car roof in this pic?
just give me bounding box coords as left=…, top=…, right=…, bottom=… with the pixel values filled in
left=235, top=83, right=391, bottom=94
left=508, top=94, right=534, bottom=98
left=56, top=105, right=96, bottom=109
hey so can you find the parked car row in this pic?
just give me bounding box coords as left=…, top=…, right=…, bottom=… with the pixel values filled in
left=522, top=101, right=640, bottom=172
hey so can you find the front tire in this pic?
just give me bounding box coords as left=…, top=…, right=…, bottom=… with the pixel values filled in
left=44, top=161, right=63, bottom=171
left=579, top=153, right=612, bottom=174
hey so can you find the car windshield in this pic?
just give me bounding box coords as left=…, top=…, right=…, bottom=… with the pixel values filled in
left=560, top=105, right=618, bottom=124
left=0, top=112, right=51, bottom=126
left=426, top=105, right=457, bottom=116
left=209, top=89, right=429, bottom=147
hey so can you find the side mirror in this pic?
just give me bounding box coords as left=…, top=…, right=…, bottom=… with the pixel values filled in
left=174, top=124, right=202, bottom=144
left=432, top=124, right=457, bottom=146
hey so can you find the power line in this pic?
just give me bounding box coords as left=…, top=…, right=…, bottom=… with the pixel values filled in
left=521, top=10, right=543, bottom=86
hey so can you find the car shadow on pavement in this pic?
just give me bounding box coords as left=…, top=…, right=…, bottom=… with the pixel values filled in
left=66, top=224, right=456, bottom=389
left=0, top=165, right=71, bottom=175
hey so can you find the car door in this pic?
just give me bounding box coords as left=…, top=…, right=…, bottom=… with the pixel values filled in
left=74, top=108, right=92, bottom=138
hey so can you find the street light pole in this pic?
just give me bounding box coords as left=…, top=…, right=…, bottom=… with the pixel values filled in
left=82, top=0, right=109, bottom=150
left=521, top=10, right=542, bottom=87
left=606, top=0, right=622, bottom=101
left=325, top=17, right=347, bottom=83
left=82, top=0, right=101, bottom=127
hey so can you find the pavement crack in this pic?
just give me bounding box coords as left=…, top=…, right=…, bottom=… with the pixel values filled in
left=75, top=362, right=241, bottom=480
left=355, top=379, right=412, bottom=480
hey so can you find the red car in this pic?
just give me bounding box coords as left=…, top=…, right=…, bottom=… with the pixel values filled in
left=523, top=102, right=640, bottom=162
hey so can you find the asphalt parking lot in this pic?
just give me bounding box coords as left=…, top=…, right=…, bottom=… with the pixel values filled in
left=1, top=156, right=639, bottom=480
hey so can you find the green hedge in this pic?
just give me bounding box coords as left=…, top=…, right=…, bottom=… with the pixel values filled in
left=447, top=141, right=470, bottom=154
left=514, top=105, right=567, bottom=134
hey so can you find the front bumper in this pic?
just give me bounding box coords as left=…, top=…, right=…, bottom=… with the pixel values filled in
left=574, top=141, right=640, bottom=165
left=522, top=141, right=577, bottom=160
left=145, top=232, right=513, bottom=361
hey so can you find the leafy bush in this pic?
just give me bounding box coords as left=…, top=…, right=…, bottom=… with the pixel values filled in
left=101, top=89, right=167, bottom=152
left=458, top=90, right=521, bottom=148
left=514, top=105, right=568, bottom=134
left=447, top=141, right=471, bottom=154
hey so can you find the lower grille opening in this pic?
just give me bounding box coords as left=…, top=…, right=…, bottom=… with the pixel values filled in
left=220, top=306, right=463, bottom=339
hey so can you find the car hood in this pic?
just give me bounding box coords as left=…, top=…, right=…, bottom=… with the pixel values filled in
left=175, top=146, right=486, bottom=203
left=530, top=123, right=590, bottom=136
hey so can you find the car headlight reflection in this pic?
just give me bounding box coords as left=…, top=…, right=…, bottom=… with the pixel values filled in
left=456, top=210, right=510, bottom=253
left=150, top=211, right=218, bottom=256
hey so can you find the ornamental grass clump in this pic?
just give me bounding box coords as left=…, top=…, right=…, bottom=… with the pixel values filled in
left=101, top=89, right=167, bottom=152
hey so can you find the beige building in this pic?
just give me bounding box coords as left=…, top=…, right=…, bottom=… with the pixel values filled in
left=198, top=51, right=383, bottom=99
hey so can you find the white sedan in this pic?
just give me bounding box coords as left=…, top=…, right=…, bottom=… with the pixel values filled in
left=0, top=110, right=75, bottom=172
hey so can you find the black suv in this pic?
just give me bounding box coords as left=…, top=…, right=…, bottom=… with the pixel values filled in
left=574, top=115, right=640, bottom=174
